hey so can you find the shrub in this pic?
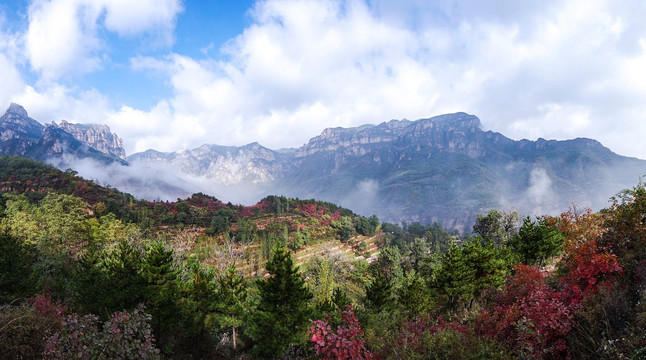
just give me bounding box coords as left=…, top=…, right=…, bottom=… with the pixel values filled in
left=44, top=304, right=160, bottom=359
left=309, top=305, right=375, bottom=360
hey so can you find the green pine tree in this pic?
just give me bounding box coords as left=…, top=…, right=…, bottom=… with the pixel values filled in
left=364, top=273, right=393, bottom=312
left=512, top=216, right=564, bottom=266
left=142, top=241, right=179, bottom=344
left=434, top=243, right=475, bottom=308
left=247, top=245, right=313, bottom=359
left=215, top=263, right=247, bottom=351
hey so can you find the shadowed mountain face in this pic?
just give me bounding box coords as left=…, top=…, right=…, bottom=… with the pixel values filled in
left=276, top=113, right=646, bottom=231
left=2, top=104, right=645, bottom=231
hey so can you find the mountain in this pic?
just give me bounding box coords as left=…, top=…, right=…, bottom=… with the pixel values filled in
left=0, top=103, right=126, bottom=165
left=2, top=103, right=645, bottom=232
left=276, top=113, right=646, bottom=231
left=126, top=112, right=646, bottom=232
left=58, top=120, right=126, bottom=160
left=127, top=142, right=289, bottom=185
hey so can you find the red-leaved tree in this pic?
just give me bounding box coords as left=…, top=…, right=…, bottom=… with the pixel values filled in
left=309, top=306, right=375, bottom=360
left=476, top=264, right=574, bottom=359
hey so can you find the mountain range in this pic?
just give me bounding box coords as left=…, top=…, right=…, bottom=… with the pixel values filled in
left=2, top=103, right=645, bottom=232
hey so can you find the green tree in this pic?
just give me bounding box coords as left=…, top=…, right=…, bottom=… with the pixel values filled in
left=398, top=271, right=432, bottom=316
left=332, top=216, right=355, bottom=241
left=71, top=248, right=108, bottom=315
left=463, top=240, right=511, bottom=303
left=101, top=239, right=147, bottom=315
left=364, top=273, right=393, bottom=312
left=512, top=216, right=564, bottom=266
left=473, top=209, right=519, bottom=246
left=434, top=243, right=475, bottom=308
left=214, top=263, right=247, bottom=351
left=434, top=240, right=511, bottom=309
left=0, top=232, right=38, bottom=302
left=247, top=245, right=313, bottom=359
left=177, top=263, right=219, bottom=356
left=313, top=259, right=335, bottom=306
left=142, top=241, right=179, bottom=344
left=206, top=207, right=235, bottom=236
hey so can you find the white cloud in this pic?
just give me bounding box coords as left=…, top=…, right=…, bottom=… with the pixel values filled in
left=3, top=0, right=646, bottom=160
left=102, top=0, right=182, bottom=37
left=25, top=0, right=182, bottom=80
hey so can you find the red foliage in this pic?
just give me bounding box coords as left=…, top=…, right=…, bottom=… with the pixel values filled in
left=476, top=265, right=574, bottom=359
left=29, top=293, right=66, bottom=324
left=551, top=208, right=605, bottom=253
left=559, top=240, right=623, bottom=306
left=309, top=306, right=375, bottom=360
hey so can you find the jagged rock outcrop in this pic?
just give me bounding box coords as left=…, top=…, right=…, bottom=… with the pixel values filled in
left=0, top=104, right=44, bottom=154
left=58, top=120, right=126, bottom=159
left=126, top=112, right=646, bottom=232
left=0, top=103, right=125, bottom=165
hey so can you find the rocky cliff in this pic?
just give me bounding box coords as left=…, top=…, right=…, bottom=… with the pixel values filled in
left=0, top=104, right=124, bottom=165
left=128, top=142, right=287, bottom=185
left=58, top=120, right=126, bottom=159
left=124, top=112, right=646, bottom=232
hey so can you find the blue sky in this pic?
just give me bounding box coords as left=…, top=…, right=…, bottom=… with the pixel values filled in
left=1, top=0, right=646, bottom=159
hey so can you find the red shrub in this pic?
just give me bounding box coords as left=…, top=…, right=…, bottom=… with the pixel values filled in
left=309, top=306, right=375, bottom=360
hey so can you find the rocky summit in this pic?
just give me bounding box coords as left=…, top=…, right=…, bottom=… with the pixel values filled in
left=58, top=120, right=126, bottom=160
left=0, top=103, right=125, bottom=165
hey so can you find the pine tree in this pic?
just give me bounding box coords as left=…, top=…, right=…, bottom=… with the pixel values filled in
left=101, top=239, right=147, bottom=315
left=215, top=263, right=247, bottom=351
left=0, top=232, right=37, bottom=302
left=142, top=241, right=179, bottom=344
left=71, top=248, right=108, bottom=315
left=247, top=245, right=313, bottom=359
left=434, top=243, right=475, bottom=308
left=512, top=216, right=564, bottom=266
left=364, top=273, right=393, bottom=312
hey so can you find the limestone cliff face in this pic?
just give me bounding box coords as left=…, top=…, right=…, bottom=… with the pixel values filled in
left=0, top=103, right=125, bottom=165
left=127, top=142, right=286, bottom=185
left=58, top=120, right=126, bottom=159
left=295, top=112, right=485, bottom=159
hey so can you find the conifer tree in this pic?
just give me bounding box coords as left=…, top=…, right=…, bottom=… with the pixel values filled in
left=364, top=273, right=393, bottom=312
left=247, top=245, right=313, bottom=359
left=0, top=232, right=37, bottom=302
left=434, top=243, right=475, bottom=308
left=102, top=239, right=147, bottom=315
left=215, top=263, right=247, bottom=351
left=142, top=241, right=179, bottom=344
left=512, top=216, right=564, bottom=265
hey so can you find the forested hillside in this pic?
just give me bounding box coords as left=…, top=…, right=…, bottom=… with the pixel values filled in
left=1, top=155, right=645, bottom=359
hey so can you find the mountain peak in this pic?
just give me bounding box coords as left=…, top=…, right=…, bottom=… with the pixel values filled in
left=419, top=112, right=481, bottom=130
left=6, top=103, right=29, bottom=118
left=58, top=119, right=126, bottom=159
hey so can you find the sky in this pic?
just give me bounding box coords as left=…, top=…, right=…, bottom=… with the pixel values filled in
left=1, top=0, right=645, bottom=159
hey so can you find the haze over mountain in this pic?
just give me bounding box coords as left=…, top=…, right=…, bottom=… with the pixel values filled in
left=2, top=103, right=645, bottom=232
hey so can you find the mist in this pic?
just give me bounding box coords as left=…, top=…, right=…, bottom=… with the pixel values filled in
left=48, top=156, right=267, bottom=205
left=338, top=179, right=380, bottom=217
